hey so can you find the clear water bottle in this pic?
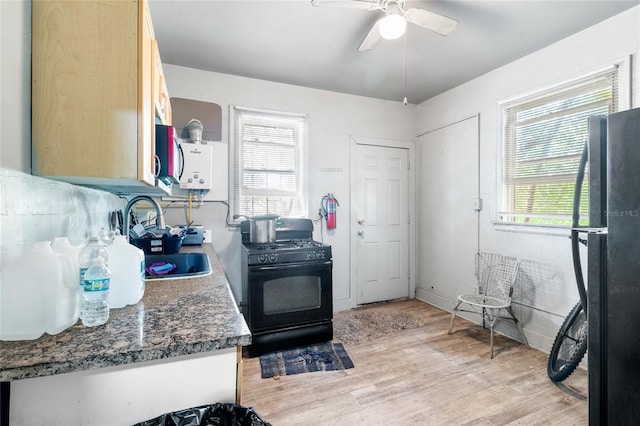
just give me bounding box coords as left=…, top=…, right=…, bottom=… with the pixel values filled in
left=99, top=227, right=115, bottom=246
left=78, top=236, right=109, bottom=286
left=81, top=257, right=111, bottom=327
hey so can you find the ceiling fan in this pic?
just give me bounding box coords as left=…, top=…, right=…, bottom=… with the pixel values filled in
left=311, top=0, right=458, bottom=51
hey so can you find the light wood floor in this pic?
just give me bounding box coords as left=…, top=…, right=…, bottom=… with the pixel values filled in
left=242, top=299, right=587, bottom=425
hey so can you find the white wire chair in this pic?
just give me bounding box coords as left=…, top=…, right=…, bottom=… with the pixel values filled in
left=448, top=252, right=529, bottom=358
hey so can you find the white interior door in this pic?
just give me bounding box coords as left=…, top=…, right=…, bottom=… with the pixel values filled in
left=355, top=144, right=409, bottom=304
left=417, top=116, right=479, bottom=308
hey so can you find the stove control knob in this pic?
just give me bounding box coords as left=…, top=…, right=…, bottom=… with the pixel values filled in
left=258, top=254, right=267, bottom=263
left=306, top=252, right=316, bottom=260
left=317, top=251, right=325, bottom=259
left=269, top=254, right=278, bottom=263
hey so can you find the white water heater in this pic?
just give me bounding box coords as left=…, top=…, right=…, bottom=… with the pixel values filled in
left=180, top=143, right=213, bottom=190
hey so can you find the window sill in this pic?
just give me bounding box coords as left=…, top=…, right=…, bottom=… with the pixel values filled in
left=493, top=221, right=572, bottom=238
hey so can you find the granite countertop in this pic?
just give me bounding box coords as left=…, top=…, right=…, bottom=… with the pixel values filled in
left=0, top=244, right=251, bottom=382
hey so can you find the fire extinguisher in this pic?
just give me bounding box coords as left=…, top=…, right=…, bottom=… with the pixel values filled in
left=321, top=193, right=339, bottom=230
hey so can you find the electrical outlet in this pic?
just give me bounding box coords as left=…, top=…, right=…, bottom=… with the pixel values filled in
left=203, top=229, right=212, bottom=244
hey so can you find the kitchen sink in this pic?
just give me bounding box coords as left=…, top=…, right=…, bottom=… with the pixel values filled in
left=144, top=252, right=211, bottom=281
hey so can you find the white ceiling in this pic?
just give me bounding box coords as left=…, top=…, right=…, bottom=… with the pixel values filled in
left=148, top=0, right=638, bottom=104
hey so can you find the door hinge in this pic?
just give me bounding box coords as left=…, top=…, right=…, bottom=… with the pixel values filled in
left=408, top=159, right=411, bottom=170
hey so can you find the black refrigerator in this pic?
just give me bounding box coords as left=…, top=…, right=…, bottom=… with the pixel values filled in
left=581, top=107, right=640, bottom=424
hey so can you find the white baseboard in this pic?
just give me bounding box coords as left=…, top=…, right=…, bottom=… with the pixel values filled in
left=333, top=298, right=353, bottom=313
left=415, top=288, right=454, bottom=312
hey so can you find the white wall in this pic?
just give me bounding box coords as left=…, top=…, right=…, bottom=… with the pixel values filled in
left=415, top=6, right=640, bottom=352
left=1, top=0, right=31, bottom=172
left=161, top=65, right=417, bottom=311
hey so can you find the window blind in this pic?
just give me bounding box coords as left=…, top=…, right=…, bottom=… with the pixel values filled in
left=500, top=66, right=618, bottom=226
left=230, top=106, right=307, bottom=219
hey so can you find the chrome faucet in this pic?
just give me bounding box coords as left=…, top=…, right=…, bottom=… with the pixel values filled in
left=123, top=195, right=166, bottom=238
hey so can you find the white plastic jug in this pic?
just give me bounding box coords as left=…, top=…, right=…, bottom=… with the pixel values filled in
left=0, top=241, right=75, bottom=340
left=107, top=235, right=145, bottom=308
left=51, top=237, right=82, bottom=324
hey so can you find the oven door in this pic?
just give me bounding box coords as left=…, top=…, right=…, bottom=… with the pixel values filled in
left=247, top=260, right=332, bottom=332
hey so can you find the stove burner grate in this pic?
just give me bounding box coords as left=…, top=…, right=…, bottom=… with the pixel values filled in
left=290, top=240, right=323, bottom=248
left=245, top=240, right=326, bottom=252
left=248, top=243, right=281, bottom=251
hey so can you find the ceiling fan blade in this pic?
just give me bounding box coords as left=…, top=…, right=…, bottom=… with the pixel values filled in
left=404, top=8, right=458, bottom=36
left=358, top=19, right=381, bottom=51
left=311, top=0, right=381, bottom=11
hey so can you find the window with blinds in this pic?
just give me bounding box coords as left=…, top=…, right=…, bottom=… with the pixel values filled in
left=230, top=106, right=307, bottom=219
left=499, top=66, right=619, bottom=226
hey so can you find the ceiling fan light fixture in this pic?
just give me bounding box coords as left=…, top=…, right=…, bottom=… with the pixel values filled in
left=378, top=14, right=406, bottom=40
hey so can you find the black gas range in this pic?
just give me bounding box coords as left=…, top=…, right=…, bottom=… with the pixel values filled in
left=240, top=218, right=333, bottom=357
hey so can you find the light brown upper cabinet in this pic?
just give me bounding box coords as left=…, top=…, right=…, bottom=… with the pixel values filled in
left=32, top=0, right=170, bottom=194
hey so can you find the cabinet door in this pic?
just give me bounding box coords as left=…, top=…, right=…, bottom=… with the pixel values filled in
left=32, top=0, right=139, bottom=180
left=152, top=40, right=172, bottom=125
left=138, top=0, right=156, bottom=186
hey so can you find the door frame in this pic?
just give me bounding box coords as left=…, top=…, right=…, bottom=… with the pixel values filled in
left=347, top=136, right=416, bottom=311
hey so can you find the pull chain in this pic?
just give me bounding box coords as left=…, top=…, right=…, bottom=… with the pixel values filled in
left=403, top=29, right=408, bottom=106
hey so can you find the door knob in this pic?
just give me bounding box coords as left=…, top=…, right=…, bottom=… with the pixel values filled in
left=358, top=219, right=365, bottom=225
left=358, top=231, right=364, bottom=237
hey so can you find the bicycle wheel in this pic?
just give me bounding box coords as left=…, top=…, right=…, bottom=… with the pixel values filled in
left=547, top=302, right=588, bottom=382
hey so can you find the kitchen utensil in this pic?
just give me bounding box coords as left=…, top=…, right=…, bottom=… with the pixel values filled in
left=248, top=214, right=279, bottom=243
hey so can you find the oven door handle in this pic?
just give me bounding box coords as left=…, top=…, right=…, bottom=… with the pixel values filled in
left=249, top=260, right=332, bottom=271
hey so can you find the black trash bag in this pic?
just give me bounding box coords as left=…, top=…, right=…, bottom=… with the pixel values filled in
left=133, top=403, right=272, bottom=426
